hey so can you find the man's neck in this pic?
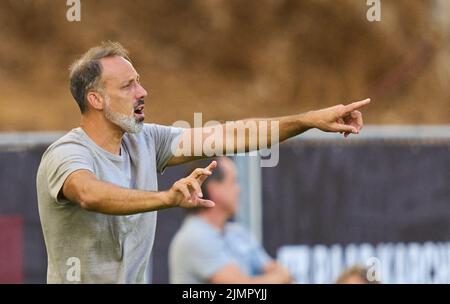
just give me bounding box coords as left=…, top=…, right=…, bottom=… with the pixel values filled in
left=80, top=116, right=124, bottom=155
left=199, top=210, right=229, bottom=231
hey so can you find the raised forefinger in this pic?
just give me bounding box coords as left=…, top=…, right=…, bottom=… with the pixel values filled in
left=343, top=98, right=371, bottom=114
left=200, top=161, right=217, bottom=183
left=191, top=160, right=218, bottom=184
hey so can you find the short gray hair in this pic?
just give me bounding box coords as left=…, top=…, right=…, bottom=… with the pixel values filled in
left=69, top=41, right=131, bottom=113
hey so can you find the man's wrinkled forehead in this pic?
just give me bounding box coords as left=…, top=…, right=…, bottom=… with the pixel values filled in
left=99, top=56, right=138, bottom=85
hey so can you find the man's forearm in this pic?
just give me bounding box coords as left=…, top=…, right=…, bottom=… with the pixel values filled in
left=240, top=112, right=313, bottom=147
left=79, top=178, right=172, bottom=215
left=64, top=164, right=215, bottom=215
left=170, top=112, right=314, bottom=165
left=218, top=112, right=313, bottom=154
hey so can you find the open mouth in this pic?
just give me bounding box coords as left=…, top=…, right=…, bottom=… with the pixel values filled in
left=134, top=105, right=144, bottom=115
left=133, top=104, right=145, bottom=122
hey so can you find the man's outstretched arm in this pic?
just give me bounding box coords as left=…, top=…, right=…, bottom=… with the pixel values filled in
left=168, top=98, right=371, bottom=166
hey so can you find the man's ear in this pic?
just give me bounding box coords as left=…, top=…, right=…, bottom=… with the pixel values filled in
left=86, top=91, right=105, bottom=111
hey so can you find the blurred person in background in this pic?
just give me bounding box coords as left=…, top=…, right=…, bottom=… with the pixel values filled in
left=335, top=265, right=380, bottom=284
left=36, top=41, right=369, bottom=283
left=169, top=156, right=292, bottom=284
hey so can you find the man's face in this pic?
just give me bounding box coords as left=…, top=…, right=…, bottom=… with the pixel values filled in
left=99, top=56, right=148, bottom=133
left=210, top=158, right=241, bottom=217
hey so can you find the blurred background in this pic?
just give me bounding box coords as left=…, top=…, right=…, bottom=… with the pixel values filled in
left=0, top=0, right=449, bottom=283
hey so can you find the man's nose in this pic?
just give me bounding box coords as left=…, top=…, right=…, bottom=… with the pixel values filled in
left=136, top=83, right=148, bottom=99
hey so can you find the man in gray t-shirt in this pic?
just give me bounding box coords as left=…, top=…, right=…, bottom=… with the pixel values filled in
left=36, top=43, right=218, bottom=283
left=36, top=41, right=369, bottom=283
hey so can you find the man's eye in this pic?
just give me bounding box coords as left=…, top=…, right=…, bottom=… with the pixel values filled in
left=122, top=83, right=132, bottom=89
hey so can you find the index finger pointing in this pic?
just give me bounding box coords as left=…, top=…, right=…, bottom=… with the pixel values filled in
left=205, top=160, right=217, bottom=172
left=190, top=161, right=218, bottom=178
left=197, top=161, right=218, bottom=184
left=343, top=98, right=371, bottom=113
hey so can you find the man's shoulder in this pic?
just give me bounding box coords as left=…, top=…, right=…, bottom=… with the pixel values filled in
left=170, top=217, right=228, bottom=260
left=140, top=123, right=184, bottom=138
left=174, top=216, right=221, bottom=244
left=226, top=221, right=248, bottom=233
left=45, top=128, right=85, bottom=149
left=225, top=222, right=255, bottom=240
left=41, top=128, right=91, bottom=162
left=36, top=128, right=92, bottom=186
left=123, top=123, right=164, bottom=143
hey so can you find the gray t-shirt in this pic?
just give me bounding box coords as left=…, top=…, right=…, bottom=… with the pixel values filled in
left=169, top=215, right=271, bottom=283
left=36, top=123, right=182, bottom=283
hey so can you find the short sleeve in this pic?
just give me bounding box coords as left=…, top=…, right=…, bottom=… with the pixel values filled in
left=143, top=124, right=184, bottom=173
left=44, top=143, right=94, bottom=204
